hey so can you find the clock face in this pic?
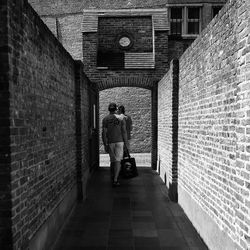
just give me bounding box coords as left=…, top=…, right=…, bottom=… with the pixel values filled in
left=119, top=36, right=131, bottom=48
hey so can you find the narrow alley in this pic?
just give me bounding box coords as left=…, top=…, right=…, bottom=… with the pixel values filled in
left=1, top=0, right=250, bottom=249
left=54, top=167, right=208, bottom=250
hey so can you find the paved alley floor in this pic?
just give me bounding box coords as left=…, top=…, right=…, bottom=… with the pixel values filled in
left=53, top=167, right=208, bottom=250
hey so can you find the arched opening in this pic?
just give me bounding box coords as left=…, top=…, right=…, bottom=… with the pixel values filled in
left=99, top=87, right=152, bottom=168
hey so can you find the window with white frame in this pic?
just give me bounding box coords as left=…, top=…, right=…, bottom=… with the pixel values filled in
left=169, top=6, right=201, bottom=37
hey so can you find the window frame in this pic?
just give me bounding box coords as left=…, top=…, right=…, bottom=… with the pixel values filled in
left=168, top=4, right=202, bottom=39
left=186, top=6, right=201, bottom=35
left=169, top=7, right=183, bottom=36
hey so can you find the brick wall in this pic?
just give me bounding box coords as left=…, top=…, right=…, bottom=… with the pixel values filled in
left=1, top=1, right=92, bottom=249
left=99, top=87, right=152, bottom=153
left=158, top=62, right=175, bottom=186
left=75, top=61, right=91, bottom=200
left=82, top=27, right=169, bottom=83
left=158, top=0, right=250, bottom=249
left=158, top=59, right=179, bottom=201
left=28, top=0, right=227, bottom=16
left=58, top=14, right=83, bottom=60
left=98, top=16, right=153, bottom=53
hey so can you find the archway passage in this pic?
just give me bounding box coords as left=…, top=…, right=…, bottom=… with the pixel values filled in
left=96, top=77, right=158, bottom=170
left=99, top=87, right=152, bottom=167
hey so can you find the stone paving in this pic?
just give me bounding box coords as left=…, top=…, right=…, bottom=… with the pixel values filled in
left=53, top=167, right=208, bottom=250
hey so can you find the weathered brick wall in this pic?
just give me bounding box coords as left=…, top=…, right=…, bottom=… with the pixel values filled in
left=158, top=0, right=250, bottom=249
left=28, top=0, right=227, bottom=16
left=28, top=0, right=84, bottom=15
left=2, top=1, right=91, bottom=249
left=99, top=87, right=151, bottom=153
left=39, top=14, right=83, bottom=60
left=58, top=14, right=83, bottom=60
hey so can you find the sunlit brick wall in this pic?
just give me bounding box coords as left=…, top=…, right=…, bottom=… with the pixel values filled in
left=158, top=61, right=175, bottom=187
left=178, top=0, right=250, bottom=249
left=158, top=0, right=250, bottom=249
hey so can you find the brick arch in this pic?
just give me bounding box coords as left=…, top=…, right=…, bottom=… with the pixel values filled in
left=96, top=76, right=157, bottom=91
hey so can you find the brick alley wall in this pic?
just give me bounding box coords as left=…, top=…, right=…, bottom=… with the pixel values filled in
left=158, top=0, right=250, bottom=249
left=75, top=61, right=91, bottom=200
left=158, top=59, right=179, bottom=201
left=158, top=62, right=175, bottom=187
left=1, top=1, right=91, bottom=249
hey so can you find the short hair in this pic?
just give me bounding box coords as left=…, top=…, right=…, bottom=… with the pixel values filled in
left=118, top=105, right=125, bottom=114
left=108, top=102, right=117, bottom=112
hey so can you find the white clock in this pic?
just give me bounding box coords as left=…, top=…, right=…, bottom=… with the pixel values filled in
left=119, top=36, right=131, bottom=48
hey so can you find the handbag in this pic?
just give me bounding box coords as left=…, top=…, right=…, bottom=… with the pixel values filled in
left=120, top=149, right=138, bottom=179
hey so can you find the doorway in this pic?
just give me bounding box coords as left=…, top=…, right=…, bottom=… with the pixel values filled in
left=99, top=87, right=152, bottom=168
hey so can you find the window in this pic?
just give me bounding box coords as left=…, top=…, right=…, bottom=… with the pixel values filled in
left=169, top=6, right=201, bottom=37
left=212, top=6, right=223, bottom=18
left=170, top=7, right=182, bottom=35
left=187, top=7, right=200, bottom=35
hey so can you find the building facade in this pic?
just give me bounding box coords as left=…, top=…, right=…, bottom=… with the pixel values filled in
left=28, top=0, right=227, bottom=155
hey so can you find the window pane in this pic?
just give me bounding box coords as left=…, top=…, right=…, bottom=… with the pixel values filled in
left=188, top=7, right=199, bottom=19
left=171, top=7, right=182, bottom=19
left=171, top=22, right=182, bottom=35
left=97, top=51, right=124, bottom=69
left=188, top=21, right=199, bottom=34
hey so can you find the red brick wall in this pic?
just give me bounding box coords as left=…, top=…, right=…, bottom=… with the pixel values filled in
left=1, top=1, right=92, bottom=249
left=158, top=0, right=250, bottom=249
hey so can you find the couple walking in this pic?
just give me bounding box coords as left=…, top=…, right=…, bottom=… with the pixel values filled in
left=102, top=103, right=132, bottom=187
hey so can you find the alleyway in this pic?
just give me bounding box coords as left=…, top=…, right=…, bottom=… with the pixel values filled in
left=53, top=167, right=208, bottom=250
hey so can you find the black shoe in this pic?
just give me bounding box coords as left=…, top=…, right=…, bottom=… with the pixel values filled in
left=112, top=181, right=120, bottom=187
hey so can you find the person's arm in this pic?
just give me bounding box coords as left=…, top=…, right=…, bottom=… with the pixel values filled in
left=121, top=119, right=128, bottom=149
left=102, top=119, right=109, bottom=153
